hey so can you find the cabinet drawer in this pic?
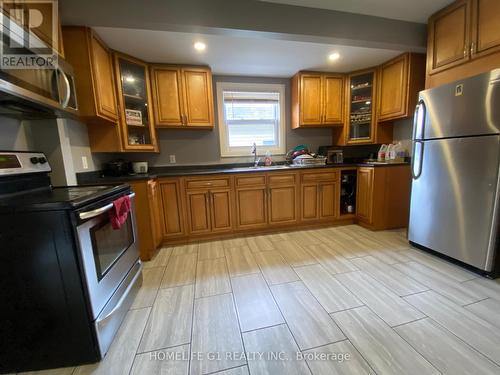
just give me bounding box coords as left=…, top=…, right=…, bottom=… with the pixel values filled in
left=185, top=177, right=229, bottom=190
left=235, top=175, right=266, bottom=187
left=268, top=173, right=296, bottom=185
left=301, top=171, right=338, bottom=182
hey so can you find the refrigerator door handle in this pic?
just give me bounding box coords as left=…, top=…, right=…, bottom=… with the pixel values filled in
left=413, top=99, right=426, bottom=141
left=412, top=141, right=424, bottom=180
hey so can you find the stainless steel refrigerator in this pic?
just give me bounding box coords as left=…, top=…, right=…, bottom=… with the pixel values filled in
left=408, top=69, right=500, bottom=274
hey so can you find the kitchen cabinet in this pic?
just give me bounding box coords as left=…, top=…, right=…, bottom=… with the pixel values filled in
left=185, top=177, right=233, bottom=235
left=356, top=166, right=411, bottom=230
left=148, top=180, right=164, bottom=250
left=300, top=170, right=339, bottom=222
left=267, top=173, right=298, bottom=225
left=150, top=65, right=214, bottom=128
left=159, top=178, right=186, bottom=239
left=377, top=53, right=426, bottom=122
left=426, top=0, right=500, bottom=87
left=63, top=27, right=118, bottom=124
left=235, top=175, right=268, bottom=230
left=291, top=72, right=344, bottom=128
left=114, top=53, right=159, bottom=152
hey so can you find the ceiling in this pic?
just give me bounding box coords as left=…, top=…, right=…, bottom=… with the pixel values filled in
left=260, top=0, right=454, bottom=23
left=95, top=27, right=401, bottom=77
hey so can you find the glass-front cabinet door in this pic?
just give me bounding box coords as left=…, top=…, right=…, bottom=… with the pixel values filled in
left=347, top=70, right=376, bottom=144
left=115, top=53, right=159, bottom=152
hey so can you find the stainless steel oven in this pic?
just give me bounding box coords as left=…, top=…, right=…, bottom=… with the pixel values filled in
left=76, top=192, right=142, bottom=356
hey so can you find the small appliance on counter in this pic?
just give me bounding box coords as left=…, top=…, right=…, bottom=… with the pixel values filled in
left=0, top=151, right=142, bottom=373
left=103, top=159, right=131, bottom=176
left=132, top=161, right=149, bottom=174
left=327, top=149, right=343, bottom=164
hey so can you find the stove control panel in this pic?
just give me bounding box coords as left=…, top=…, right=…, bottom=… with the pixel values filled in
left=0, top=152, right=51, bottom=175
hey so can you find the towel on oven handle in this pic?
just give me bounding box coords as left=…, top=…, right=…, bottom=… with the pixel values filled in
left=109, top=195, right=131, bottom=230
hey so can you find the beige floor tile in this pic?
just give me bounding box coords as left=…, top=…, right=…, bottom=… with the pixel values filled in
left=171, top=243, right=199, bottom=257
left=246, top=235, right=275, bottom=252
left=463, top=277, right=500, bottom=301
left=395, top=318, right=500, bottom=375
left=305, top=244, right=358, bottom=274
left=294, top=264, right=363, bottom=313
left=73, top=308, right=150, bottom=375
left=253, top=251, right=299, bottom=285
left=222, top=237, right=247, bottom=249
left=335, top=271, right=424, bottom=327
left=400, top=248, right=478, bottom=282
left=405, top=291, right=500, bottom=366
left=351, top=256, right=428, bottom=296
left=332, top=307, right=439, bottom=375
left=361, top=248, right=411, bottom=265
left=143, top=247, right=172, bottom=269
left=271, top=281, right=345, bottom=350
left=394, top=261, right=486, bottom=305
left=161, top=253, right=197, bottom=288
left=130, top=267, right=164, bottom=309
left=274, top=240, right=317, bottom=267
left=198, top=240, right=225, bottom=260
left=466, top=298, right=500, bottom=329
left=214, top=366, right=250, bottom=375
left=242, top=324, right=311, bottom=375
left=195, top=258, right=232, bottom=298
left=191, top=293, right=246, bottom=375
left=225, top=246, right=260, bottom=277
left=286, top=230, right=323, bottom=247
left=130, top=344, right=189, bottom=375
left=303, top=340, right=375, bottom=375
left=18, top=367, right=75, bottom=375
left=231, top=273, right=284, bottom=332
left=138, top=285, right=194, bottom=352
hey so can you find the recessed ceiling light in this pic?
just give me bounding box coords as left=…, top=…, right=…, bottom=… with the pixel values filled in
left=194, top=41, right=206, bottom=52
left=328, top=52, right=340, bottom=61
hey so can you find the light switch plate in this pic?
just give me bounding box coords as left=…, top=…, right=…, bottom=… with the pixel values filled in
left=81, top=156, right=88, bottom=170
left=169, top=155, right=176, bottom=163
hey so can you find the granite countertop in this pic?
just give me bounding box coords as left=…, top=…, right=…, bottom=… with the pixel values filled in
left=77, top=161, right=410, bottom=185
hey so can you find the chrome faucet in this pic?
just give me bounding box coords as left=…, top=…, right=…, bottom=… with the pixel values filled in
left=251, top=142, right=260, bottom=167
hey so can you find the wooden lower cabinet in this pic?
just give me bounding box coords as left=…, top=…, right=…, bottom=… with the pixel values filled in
left=186, top=188, right=233, bottom=234
left=186, top=190, right=212, bottom=235
left=300, top=171, right=339, bottom=222
left=158, top=178, right=186, bottom=239
left=235, top=187, right=268, bottom=230
left=319, top=181, right=338, bottom=220
left=210, top=189, right=233, bottom=232
left=268, top=185, right=298, bottom=225
left=356, top=166, right=411, bottom=230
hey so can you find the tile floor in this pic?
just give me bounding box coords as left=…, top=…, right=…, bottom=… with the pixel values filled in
left=20, top=225, right=500, bottom=375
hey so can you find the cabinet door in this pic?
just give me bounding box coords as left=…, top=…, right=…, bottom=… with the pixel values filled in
left=356, top=168, right=374, bottom=223
left=268, top=186, right=297, bottom=225
left=427, top=0, right=471, bottom=74
left=323, top=75, right=344, bottom=124
left=319, top=182, right=338, bottom=220
left=89, top=33, right=118, bottom=121
left=150, top=67, right=183, bottom=126
left=301, top=184, right=319, bottom=221
left=378, top=54, right=408, bottom=121
left=181, top=68, right=214, bottom=127
left=148, top=180, right=163, bottom=249
left=299, top=74, right=323, bottom=125
left=209, top=189, right=233, bottom=233
left=235, top=188, right=267, bottom=229
left=186, top=190, right=212, bottom=235
left=471, top=0, right=500, bottom=58
left=159, top=179, right=185, bottom=238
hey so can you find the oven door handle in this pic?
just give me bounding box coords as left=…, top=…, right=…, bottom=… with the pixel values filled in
left=79, top=192, right=135, bottom=220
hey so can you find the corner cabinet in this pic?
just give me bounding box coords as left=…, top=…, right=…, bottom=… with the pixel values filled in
left=291, top=72, right=344, bottom=128
left=62, top=26, right=118, bottom=124
left=114, top=53, right=159, bottom=152
left=150, top=65, right=214, bottom=128
left=377, top=53, right=426, bottom=122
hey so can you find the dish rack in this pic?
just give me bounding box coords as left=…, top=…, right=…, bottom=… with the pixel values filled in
left=292, top=156, right=327, bottom=166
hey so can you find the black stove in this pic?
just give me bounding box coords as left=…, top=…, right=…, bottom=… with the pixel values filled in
left=0, top=151, right=142, bottom=373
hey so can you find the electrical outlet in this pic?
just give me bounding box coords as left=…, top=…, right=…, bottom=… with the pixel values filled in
left=169, top=155, right=176, bottom=164
left=81, top=156, right=89, bottom=170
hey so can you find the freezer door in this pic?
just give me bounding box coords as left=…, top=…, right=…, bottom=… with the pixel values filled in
left=409, top=135, right=500, bottom=271
left=417, top=69, right=500, bottom=140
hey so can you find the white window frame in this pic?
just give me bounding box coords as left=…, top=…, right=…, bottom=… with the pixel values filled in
left=216, top=82, right=286, bottom=157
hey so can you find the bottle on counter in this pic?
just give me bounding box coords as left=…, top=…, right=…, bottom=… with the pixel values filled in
left=378, top=144, right=387, bottom=162
left=264, top=151, right=273, bottom=166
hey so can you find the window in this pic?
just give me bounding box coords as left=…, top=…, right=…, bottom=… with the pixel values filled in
left=217, top=82, right=286, bottom=157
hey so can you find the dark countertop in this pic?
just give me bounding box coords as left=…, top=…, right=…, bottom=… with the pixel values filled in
left=77, top=161, right=410, bottom=185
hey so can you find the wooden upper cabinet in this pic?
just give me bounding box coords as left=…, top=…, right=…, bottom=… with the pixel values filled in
left=292, top=72, right=344, bottom=128
left=62, top=27, right=118, bottom=124
left=427, top=0, right=471, bottom=75
left=150, top=65, right=214, bottom=128
left=471, top=0, right=500, bottom=58
left=378, top=53, right=426, bottom=122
